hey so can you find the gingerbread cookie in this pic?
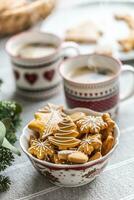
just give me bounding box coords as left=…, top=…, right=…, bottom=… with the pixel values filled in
left=114, top=14, right=134, bottom=52
left=34, top=112, right=51, bottom=121
left=76, top=115, right=107, bottom=134
left=28, top=139, right=54, bottom=160
left=102, top=113, right=115, bottom=127
left=51, top=154, right=66, bottom=164
left=65, top=21, right=102, bottom=44
left=28, top=104, right=65, bottom=139
left=58, top=150, right=76, bottom=160
left=101, top=135, right=114, bottom=156
left=89, top=152, right=102, bottom=161
left=69, top=112, right=86, bottom=122
left=118, top=32, right=134, bottom=52
left=55, top=150, right=88, bottom=164
left=29, top=135, right=37, bottom=146
left=115, top=14, right=134, bottom=29
left=102, top=113, right=115, bottom=140
left=68, top=151, right=88, bottom=164
left=48, top=116, right=80, bottom=150
left=28, top=119, right=46, bottom=135
left=38, top=103, right=64, bottom=114
left=78, top=134, right=102, bottom=155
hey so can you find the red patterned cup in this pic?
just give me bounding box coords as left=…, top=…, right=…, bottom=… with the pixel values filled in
left=6, top=31, right=79, bottom=100
left=60, top=54, right=134, bottom=118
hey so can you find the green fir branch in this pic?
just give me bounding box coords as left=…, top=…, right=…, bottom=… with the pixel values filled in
left=0, top=101, right=22, bottom=144
left=0, top=100, right=22, bottom=192
left=0, top=147, right=14, bottom=172
left=0, top=175, right=11, bottom=192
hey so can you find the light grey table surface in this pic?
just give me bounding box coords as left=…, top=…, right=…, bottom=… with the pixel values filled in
left=0, top=2, right=134, bottom=200
left=0, top=39, right=134, bottom=200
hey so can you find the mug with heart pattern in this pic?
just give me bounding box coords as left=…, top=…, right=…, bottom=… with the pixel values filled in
left=6, top=31, right=79, bottom=100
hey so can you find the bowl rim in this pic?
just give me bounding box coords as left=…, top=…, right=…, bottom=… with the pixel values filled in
left=20, top=107, right=120, bottom=169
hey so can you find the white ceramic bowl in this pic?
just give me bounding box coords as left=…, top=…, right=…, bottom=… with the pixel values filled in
left=20, top=107, right=120, bottom=187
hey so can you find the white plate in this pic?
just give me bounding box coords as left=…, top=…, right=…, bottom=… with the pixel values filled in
left=41, top=1, right=134, bottom=61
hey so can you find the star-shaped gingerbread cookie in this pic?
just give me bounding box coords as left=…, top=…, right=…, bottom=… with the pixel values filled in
left=76, top=115, right=107, bottom=134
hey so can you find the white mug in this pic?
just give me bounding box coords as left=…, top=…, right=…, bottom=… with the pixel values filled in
left=6, top=31, right=79, bottom=100
left=60, top=54, right=134, bottom=118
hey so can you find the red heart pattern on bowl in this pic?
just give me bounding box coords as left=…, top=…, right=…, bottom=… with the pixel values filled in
left=24, top=73, right=38, bottom=85
left=43, top=70, right=55, bottom=81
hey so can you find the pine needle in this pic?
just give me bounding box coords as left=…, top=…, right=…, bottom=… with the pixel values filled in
left=0, top=175, right=11, bottom=192
left=0, top=147, right=14, bottom=172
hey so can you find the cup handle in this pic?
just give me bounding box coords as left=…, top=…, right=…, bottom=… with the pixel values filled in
left=61, top=41, right=80, bottom=58
left=120, top=64, right=134, bottom=102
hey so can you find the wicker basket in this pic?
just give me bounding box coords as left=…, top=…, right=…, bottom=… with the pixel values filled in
left=0, top=0, right=56, bottom=36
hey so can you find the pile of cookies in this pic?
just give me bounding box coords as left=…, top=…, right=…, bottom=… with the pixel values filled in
left=64, top=13, right=134, bottom=54
left=0, top=0, right=55, bottom=36
left=28, top=104, right=115, bottom=164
